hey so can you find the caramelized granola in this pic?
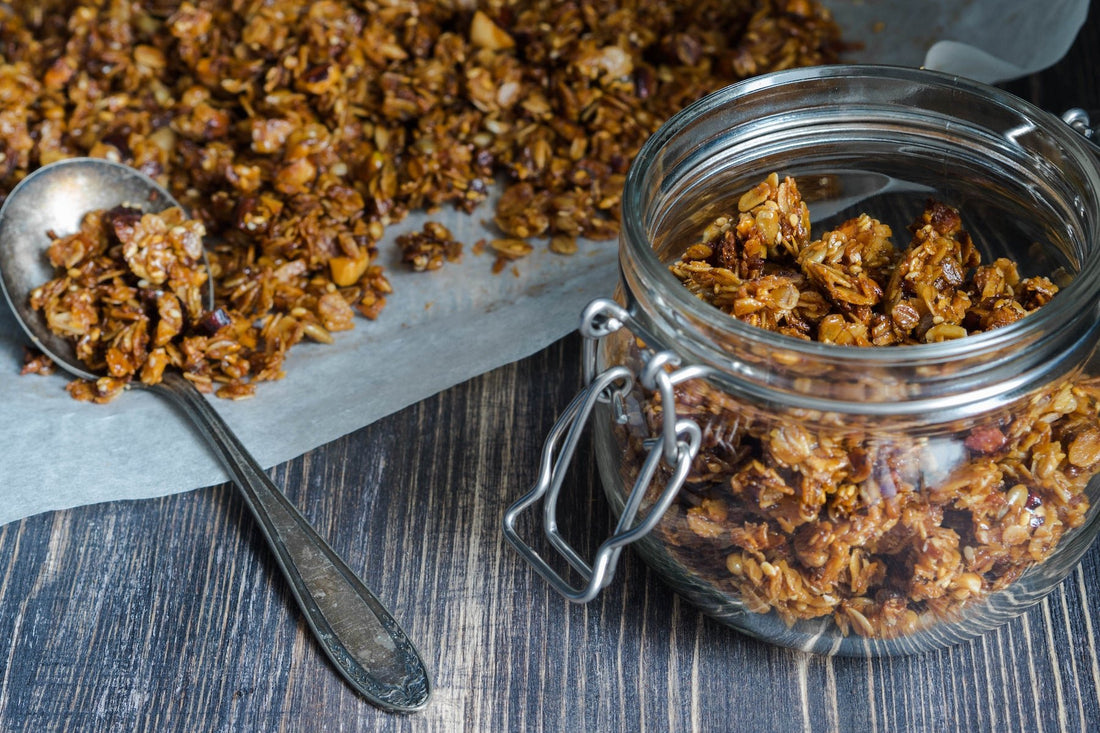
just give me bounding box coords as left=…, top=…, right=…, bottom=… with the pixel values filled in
left=397, top=222, right=462, bottom=272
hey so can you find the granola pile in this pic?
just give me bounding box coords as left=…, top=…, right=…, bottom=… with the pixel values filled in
left=625, top=173, right=1100, bottom=638
left=3, top=1, right=844, bottom=397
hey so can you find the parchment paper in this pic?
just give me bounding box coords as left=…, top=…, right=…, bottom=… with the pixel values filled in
left=0, top=0, right=1089, bottom=526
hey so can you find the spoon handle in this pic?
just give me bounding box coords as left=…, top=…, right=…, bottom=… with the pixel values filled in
left=150, top=371, right=431, bottom=712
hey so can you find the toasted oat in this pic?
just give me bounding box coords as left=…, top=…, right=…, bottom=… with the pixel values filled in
left=549, top=235, right=579, bottom=256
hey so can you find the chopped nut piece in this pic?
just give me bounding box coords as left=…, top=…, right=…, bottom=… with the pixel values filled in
left=329, top=252, right=372, bottom=286
left=316, top=292, right=355, bottom=332
left=469, top=10, right=515, bottom=51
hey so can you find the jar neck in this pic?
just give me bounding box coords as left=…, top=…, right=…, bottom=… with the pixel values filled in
left=619, top=253, right=1099, bottom=418
left=617, top=66, right=1100, bottom=418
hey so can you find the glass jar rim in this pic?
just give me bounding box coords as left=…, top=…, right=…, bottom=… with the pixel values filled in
left=620, top=64, right=1100, bottom=370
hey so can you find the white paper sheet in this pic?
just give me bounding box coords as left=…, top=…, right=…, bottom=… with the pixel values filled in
left=829, top=0, right=1089, bottom=83
left=0, top=0, right=1088, bottom=525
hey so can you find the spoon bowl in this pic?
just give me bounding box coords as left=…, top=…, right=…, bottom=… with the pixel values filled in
left=0, top=158, right=431, bottom=712
left=0, top=158, right=206, bottom=381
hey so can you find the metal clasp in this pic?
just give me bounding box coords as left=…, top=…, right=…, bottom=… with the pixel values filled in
left=1063, top=108, right=1100, bottom=154
left=502, top=298, right=703, bottom=603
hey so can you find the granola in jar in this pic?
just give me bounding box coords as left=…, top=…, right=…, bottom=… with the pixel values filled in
left=500, top=66, right=1100, bottom=656
left=612, top=173, right=1100, bottom=638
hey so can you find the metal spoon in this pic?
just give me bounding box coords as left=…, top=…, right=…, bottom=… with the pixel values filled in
left=0, top=158, right=431, bottom=713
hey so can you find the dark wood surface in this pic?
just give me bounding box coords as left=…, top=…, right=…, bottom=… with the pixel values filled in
left=4, top=11, right=1100, bottom=733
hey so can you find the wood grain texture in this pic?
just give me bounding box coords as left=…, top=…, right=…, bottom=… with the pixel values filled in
left=4, top=11, right=1100, bottom=733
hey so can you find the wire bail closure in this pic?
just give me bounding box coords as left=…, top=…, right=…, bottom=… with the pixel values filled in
left=502, top=298, right=703, bottom=603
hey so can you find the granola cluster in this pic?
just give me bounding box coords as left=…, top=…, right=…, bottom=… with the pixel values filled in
left=3, top=1, right=844, bottom=397
left=623, top=174, right=1100, bottom=638
left=668, top=173, right=1059, bottom=345
left=397, top=222, right=462, bottom=272
left=28, top=206, right=349, bottom=400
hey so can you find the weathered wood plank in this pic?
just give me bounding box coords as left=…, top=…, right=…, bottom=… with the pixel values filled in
left=7, top=327, right=1100, bottom=732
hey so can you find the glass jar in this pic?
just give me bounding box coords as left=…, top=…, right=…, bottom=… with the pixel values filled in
left=504, top=65, right=1100, bottom=656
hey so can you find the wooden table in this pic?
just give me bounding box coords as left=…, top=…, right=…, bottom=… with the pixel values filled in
left=4, top=13, right=1100, bottom=733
